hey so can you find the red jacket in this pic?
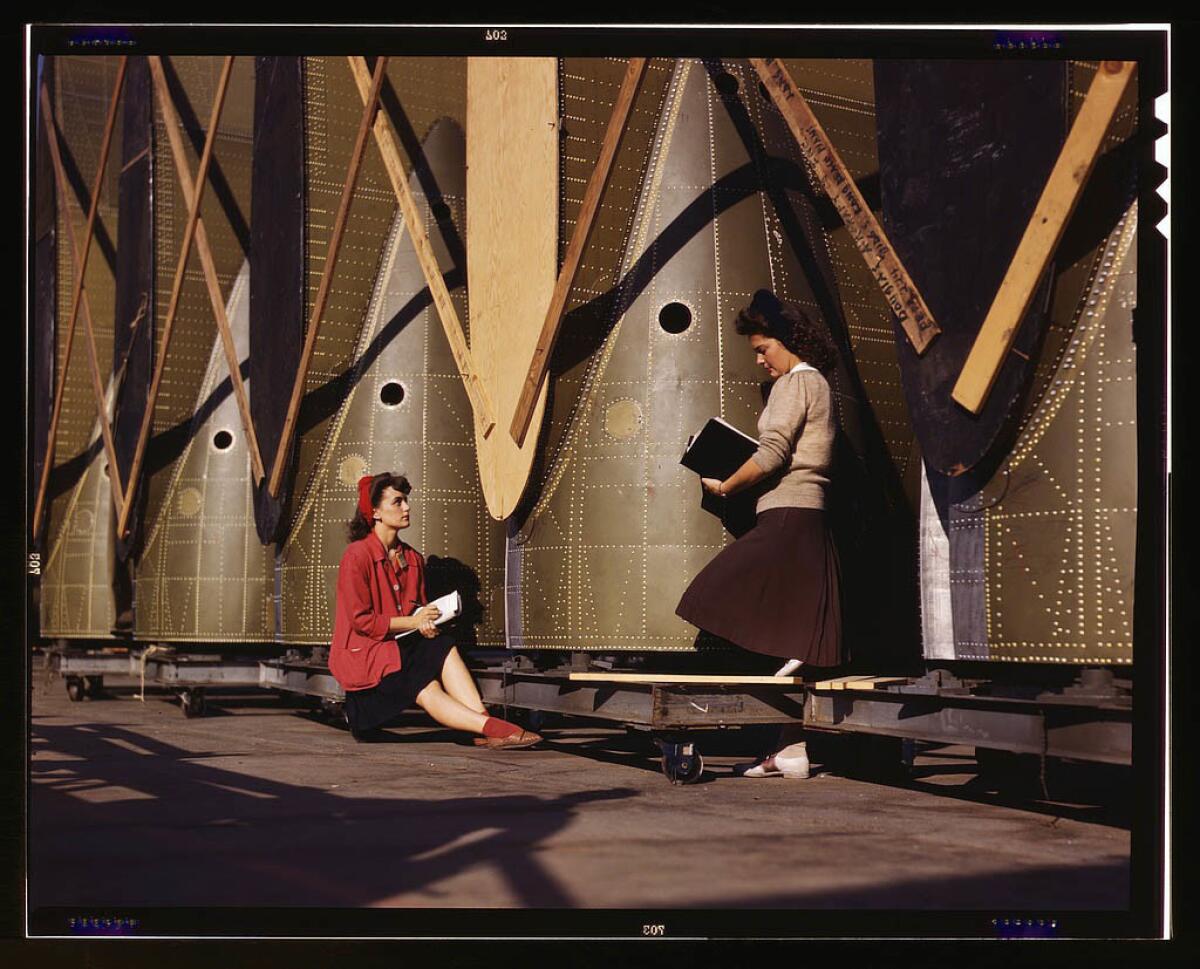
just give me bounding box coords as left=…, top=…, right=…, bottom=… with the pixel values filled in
left=329, top=532, right=427, bottom=691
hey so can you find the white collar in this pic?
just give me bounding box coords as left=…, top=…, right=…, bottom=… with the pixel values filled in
left=788, top=362, right=817, bottom=374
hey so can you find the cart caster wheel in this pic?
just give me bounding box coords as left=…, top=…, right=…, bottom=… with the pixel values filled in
left=656, top=739, right=704, bottom=785
left=180, top=689, right=206, bottom=718
left=66, top=677, right=85, bottom=702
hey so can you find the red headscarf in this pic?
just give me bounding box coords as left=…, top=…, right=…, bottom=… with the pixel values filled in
left=357, top=474, right=375, bottom=519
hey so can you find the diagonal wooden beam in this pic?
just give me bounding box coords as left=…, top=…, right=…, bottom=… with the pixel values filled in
left=117, top=55, right=233, bottom=540
left=346, top=55, right=496, bottom=439
left=149, top=56, right=264, bottom=482
left=509, top=56, right=648, bottom=448
left=267, top=55, right=388, bottom=498
left=951, top=61, right=1136, bottom=415
left=39, top=82, right=126, bottom=513
left=109, top=294, right=149, bottom=401
left=32, top=62, right=127, bottom=537
left=751, top=57, right=940, bottom=355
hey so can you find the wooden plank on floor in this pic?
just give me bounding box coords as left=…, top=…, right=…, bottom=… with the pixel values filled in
left=812, top=675, right=880, bottom=690
left=843, top=676, right=912, bottom=691
left=567, top=673, right=804, bottom=685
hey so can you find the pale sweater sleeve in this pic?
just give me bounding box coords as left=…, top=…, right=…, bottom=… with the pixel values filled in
left=751, top=372, right=807, bottom=474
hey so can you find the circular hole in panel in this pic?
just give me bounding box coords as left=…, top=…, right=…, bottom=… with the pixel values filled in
left=713, top=71, right=740, bottom=98
left=379, top=381, right=406, bottom=407
left=431, top=201, right=452, bottom=223
left=658, top=301, right=693, bottom=334
left=101, top=463, right=110, bottom=477
left=212, top=430, right=234, bottom=451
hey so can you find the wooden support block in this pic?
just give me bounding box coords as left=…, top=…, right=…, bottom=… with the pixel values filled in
left=509, top=56, right=648, bottom=448
left=952, top=61, right=1135, bottom=415
left=567, top=673, right=804, bottom=685
left=32, top=63, right=127, bottom=537
left=346, top=56, right=496, bottom=438
left=752, top=57, right=940, bottom=354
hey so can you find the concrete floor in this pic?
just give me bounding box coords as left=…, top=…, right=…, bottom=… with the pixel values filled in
left=28, top=673, right=1131, bottom=917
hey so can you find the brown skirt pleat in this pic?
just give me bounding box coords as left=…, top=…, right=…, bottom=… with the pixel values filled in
left=676, top=507, right=842, bottom=665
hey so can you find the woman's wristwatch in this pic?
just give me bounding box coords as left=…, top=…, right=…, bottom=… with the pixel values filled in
left=718, top=481, right=727, bottom=497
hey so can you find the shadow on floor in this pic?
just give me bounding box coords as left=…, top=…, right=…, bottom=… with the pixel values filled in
left=29, top=719, right=637, bottom=910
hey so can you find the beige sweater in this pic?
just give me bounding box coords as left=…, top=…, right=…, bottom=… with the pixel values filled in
left=750, top=367, right=835, bottom=512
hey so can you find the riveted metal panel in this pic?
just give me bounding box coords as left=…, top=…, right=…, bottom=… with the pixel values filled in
left=287, top=57, right=467, bottom=522
left=279, top=117, right=505, bottom=647
left=914, top=62, right=1139, bottom=664
left=141, top=56, right=254, bottom=539
left=509, top=58, right=915, bottom=657
left=134, top=261, right=275, bottom=642
left=40, top=55, right=124, bottom=639
left=973, top=208, right=1138, bottom=664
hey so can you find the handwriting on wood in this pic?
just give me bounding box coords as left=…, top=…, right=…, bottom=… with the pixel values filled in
left=752, top=58, right=939, bottom=354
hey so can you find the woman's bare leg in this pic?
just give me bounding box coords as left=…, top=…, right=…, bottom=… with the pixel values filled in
left=439, top=646, right=487, bottom=714
left=414, top=680, right=488, bottom=734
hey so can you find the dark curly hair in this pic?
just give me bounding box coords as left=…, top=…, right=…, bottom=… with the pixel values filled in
left=734, top=289, right=837, bottom=374
left=347, top=471, right=412, bottom=542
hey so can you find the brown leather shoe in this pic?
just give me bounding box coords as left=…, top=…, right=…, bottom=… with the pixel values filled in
left=474, top=729, right=543, bottom=750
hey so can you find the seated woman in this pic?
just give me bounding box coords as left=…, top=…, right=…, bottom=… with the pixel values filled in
left=329, top=471, right=540, bottom=749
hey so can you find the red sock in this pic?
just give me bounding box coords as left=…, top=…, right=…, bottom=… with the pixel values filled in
left=482, top=717, right=522, bottom=739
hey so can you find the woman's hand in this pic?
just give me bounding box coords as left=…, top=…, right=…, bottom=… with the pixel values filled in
left=701, top=477, right=726, bottom=497
left=414, top=604, right=440, bottom=638
left=412, top=604, right=440, bottom=624
left=387, top=604, right=442, bottom=637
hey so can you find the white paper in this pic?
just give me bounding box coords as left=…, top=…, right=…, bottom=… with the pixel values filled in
left=395, top=590, right=462, bottom=639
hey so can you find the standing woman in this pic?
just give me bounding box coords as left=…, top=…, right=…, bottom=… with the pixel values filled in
left=330, top=471, right=541, bottom=749
left=675, top=290, right=842, bottom=777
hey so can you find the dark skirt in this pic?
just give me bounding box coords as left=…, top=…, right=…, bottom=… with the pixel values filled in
left=343, top=632, right=456, bottom=732
left=676, top=507, right=842, bottom=665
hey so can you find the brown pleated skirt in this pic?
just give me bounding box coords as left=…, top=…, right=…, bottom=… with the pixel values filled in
left=676, top=507, right=842, bottom=665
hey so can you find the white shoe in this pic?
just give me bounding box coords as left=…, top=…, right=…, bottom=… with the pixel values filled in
left=775, top=659, right=803, bottom=677
left=739, top=742, right=809, bottom=778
